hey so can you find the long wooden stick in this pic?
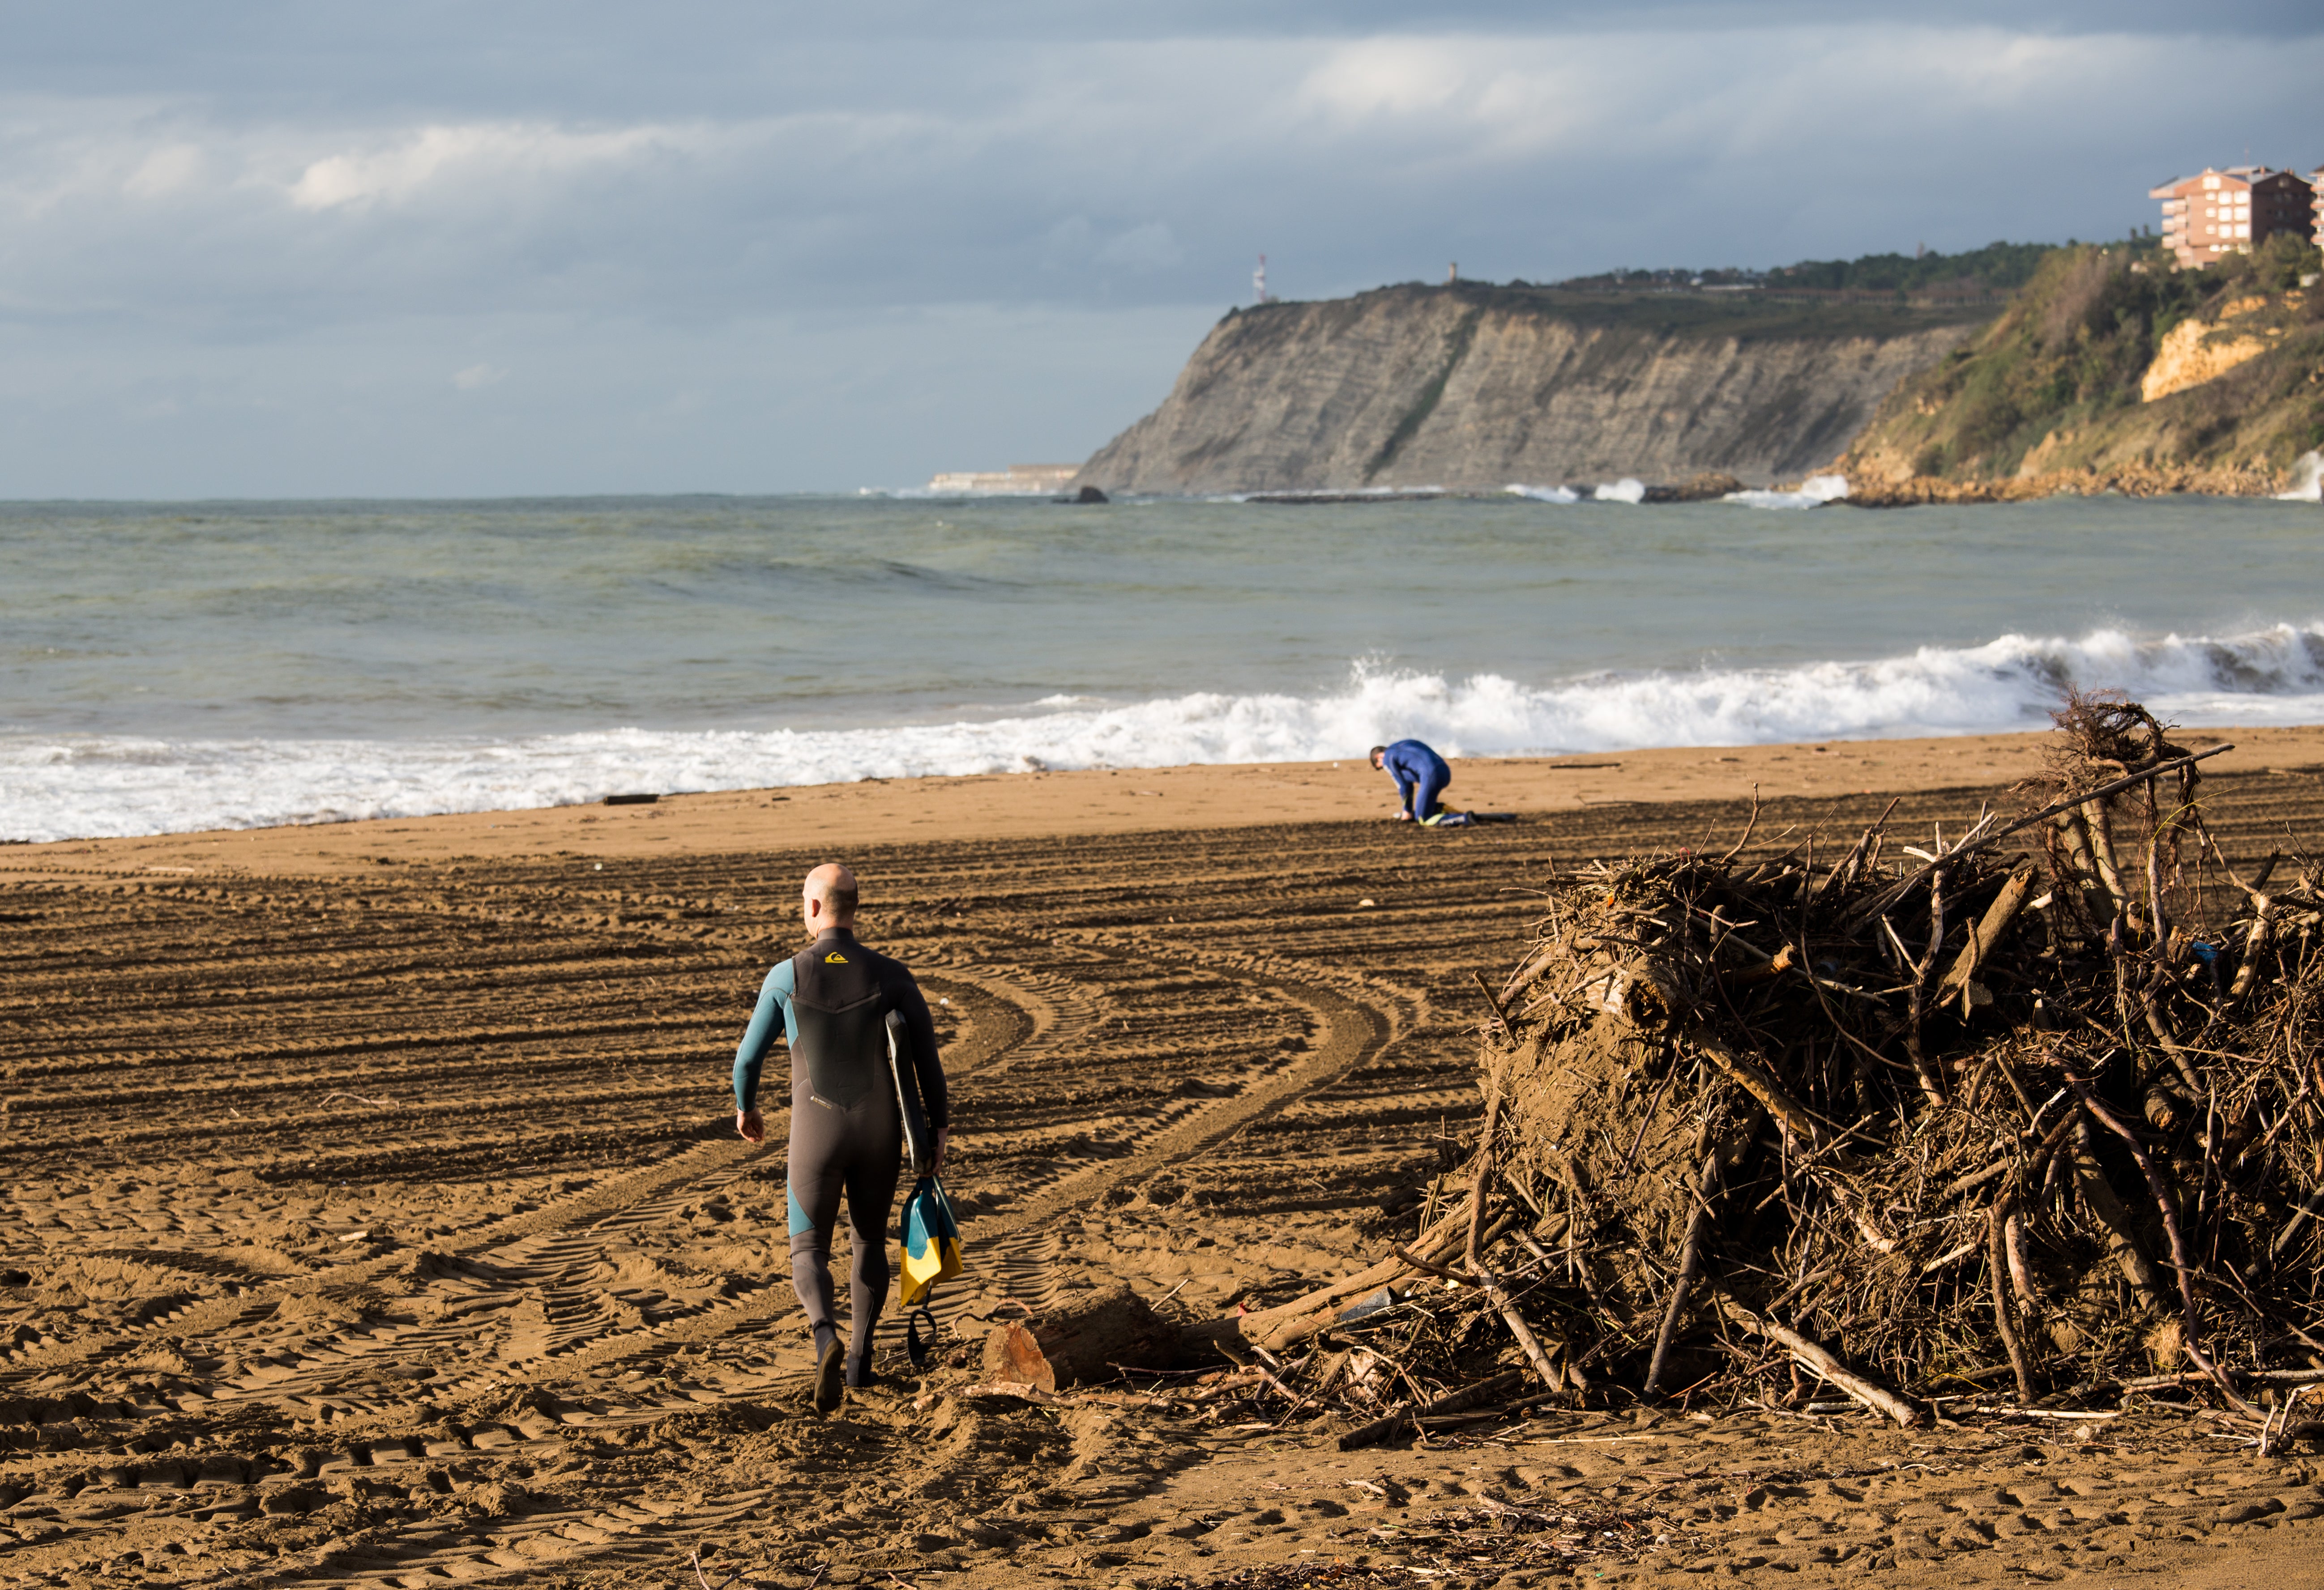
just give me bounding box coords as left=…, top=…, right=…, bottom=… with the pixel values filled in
left=1478, top=1273, right=1564, bottom=1389
left=1847, top=743, right=2233, bottom=925
left=2071, top=1079, right=2257, bottom=1417
left=1689, top=1025, right=1825, bottom=1149
left=1987, top=1191, right=2035, bottom=1403
left=1235, top=1208, right=1523, bottom=1352
left=1466, top=1093, right=1502, bottom=1272
left=1715, top=1295, right=1920, bottom=1427
left=1471, top=970, right=1515, bottom=1041
left=1645, top=1148, right=1723, bottom=1395
left=1938, top=862, right=2037, bottom=1005
left=1397, top=1242, right=1565, bottom=1388
left=1337, top=1367, right=1527, bottom=1451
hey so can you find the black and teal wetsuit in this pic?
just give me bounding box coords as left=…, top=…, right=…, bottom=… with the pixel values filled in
left=732, top=928, right=948, bottom=1381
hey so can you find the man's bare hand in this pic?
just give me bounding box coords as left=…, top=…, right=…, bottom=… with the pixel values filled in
left=1392, top=810, right=1413, bottom=822
left=931, top=1127, right=950, bottom=1173
left=736, top=1108, right=764, bottom=1144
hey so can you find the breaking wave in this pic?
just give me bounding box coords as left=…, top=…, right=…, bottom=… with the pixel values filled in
left=1726, top=474, right=1850, bottom=510
left=7, top=622, right=2323, bottom=843
left=2279, top=450, right=2324, bottom=503
left=1505, top=474, right=1850, bottom=507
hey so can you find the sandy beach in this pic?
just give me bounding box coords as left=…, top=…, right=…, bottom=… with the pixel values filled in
left=8, top=725, right=2324, bottom=1589
left=29, top=720, right=2324, bottom=874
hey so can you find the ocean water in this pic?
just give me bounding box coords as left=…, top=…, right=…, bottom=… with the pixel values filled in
left=3, top=491, right=2320, bottom=843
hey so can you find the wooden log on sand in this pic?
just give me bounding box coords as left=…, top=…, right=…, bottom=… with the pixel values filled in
left=981, top=1282, right=1179, bottom=1390
left=1184, top=1204, right=1502, bottom=1356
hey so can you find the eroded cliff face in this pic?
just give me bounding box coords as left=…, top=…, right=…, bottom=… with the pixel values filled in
left=1841, top=247, right=2324, bottom=497
left=1076, top=284, right=1986, bottom=494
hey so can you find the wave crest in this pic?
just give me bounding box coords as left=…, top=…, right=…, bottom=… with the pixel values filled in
left=6, top=622, right=2321, bottom=841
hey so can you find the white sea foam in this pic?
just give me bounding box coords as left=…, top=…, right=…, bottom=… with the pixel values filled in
left=2278, top=450, right=2324, bottom=503
left=1726, top=473, right=1850, bottom=510
left=9, top=622, right=2324, bottom=843
left=1504, top=484, right=1580, bottom=503
left=1593, top=477, right=1648, bottom=503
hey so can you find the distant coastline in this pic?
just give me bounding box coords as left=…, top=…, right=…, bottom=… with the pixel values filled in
left=1069, top=239, right=2324, bottom=504
left=923, top=463, right=1078, bottom=495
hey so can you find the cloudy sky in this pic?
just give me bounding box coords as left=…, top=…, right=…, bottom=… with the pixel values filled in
left=3, top=2, right=2319, bottom=498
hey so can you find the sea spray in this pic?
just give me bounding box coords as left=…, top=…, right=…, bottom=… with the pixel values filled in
left=1724, top=474, right=1850, bottom=510
left=10, top=621, right=2324, bottom=843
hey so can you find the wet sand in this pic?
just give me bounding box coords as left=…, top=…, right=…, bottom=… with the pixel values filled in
left=7, top=725, right=2324, bottom=1588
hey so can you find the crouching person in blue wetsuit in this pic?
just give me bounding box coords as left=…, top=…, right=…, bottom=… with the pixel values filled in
left=732, top=862, right=949, bottom=1415
left=1370, top=739, right=1476, bottom=827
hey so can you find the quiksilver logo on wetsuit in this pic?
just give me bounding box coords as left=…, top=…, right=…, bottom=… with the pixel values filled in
left=824, top=951, right=849, bottom=963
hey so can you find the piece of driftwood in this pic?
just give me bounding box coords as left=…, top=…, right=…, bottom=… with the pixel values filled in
left=1689, top=1027, right=1824, bottom=1149
left=2068, top=1136, right=2166, bottom=1309
left=1644, top=1148, right=1724, bottom=1396
left=1187, top=1206, right=1484, bottom=1356
left=983, top=1282, right=1178, bottom=1391
left=1392, top=1239, right=1565, bottom=1389
left=1338, top=1367, right=1527, bottom=1451
left=1938, top=861, right=2037, bottom=1008
left=1715, top=1296, right=1920, bottom=1427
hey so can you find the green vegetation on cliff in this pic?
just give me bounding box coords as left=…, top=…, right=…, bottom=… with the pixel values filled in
left=1550, top=239, right=2060, bottom=297
left=1843, top=236, right=2324, bottom=487
left=1770, top=240, right=2058, bottom=294
left=1226, top=276, right=2002, bottom=345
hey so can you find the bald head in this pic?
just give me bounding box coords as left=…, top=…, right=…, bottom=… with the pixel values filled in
left=802, top=863, right=859, bottom=933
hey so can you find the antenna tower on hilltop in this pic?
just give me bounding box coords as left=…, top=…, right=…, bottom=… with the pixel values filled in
left=1253, top=254, right=1272, bottom=304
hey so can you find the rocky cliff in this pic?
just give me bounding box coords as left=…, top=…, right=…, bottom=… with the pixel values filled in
left=1841, top=239, right=2324, bottom=499
left=1075, top=283, right=1993, bottom=494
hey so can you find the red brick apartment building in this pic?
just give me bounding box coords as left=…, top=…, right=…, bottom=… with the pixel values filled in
left=2149, top=166, right=2315, bottom=267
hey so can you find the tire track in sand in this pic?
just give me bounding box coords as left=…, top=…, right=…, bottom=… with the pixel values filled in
left=430, top=930, right=1399, bottom=1393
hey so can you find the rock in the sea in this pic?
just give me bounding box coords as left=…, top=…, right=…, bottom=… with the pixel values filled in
left=1642, top=472, right=1746, bottom=503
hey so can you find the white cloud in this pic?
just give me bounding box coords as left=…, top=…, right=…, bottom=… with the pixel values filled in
left=123, top=142, right=205, bottom=199
left=1297, top=39, right=1472, bottom=119
left=286, top=120, right=708, bottom=211
left=451, top=362, right=507, bottom=390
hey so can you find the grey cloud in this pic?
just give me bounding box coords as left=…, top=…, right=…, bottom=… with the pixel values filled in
left=7, top=4, right=2320, bottom=133
left=0, top=13, right=2319, bottom=494
left=9, top=29, right=2315, bottom=317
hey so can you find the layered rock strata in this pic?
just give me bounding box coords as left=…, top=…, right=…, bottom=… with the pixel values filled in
left=1076, top=284, right=1986, bottom=494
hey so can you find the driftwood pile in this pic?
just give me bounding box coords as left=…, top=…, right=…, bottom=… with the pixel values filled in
left=1439, top=693, right=2324, bottom=1426
left=970, top=696, right=2324, bottom=1442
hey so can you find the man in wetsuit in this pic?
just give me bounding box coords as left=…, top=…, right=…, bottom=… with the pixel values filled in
left=732, top=862, right=949, bottom=1414
left=1370, top=739, right=1472, bottom=827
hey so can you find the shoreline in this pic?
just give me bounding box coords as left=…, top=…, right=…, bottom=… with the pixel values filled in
left=13, top=721, right=2324, bottom=878
left=1841, top=459, right=2315, bottom=506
